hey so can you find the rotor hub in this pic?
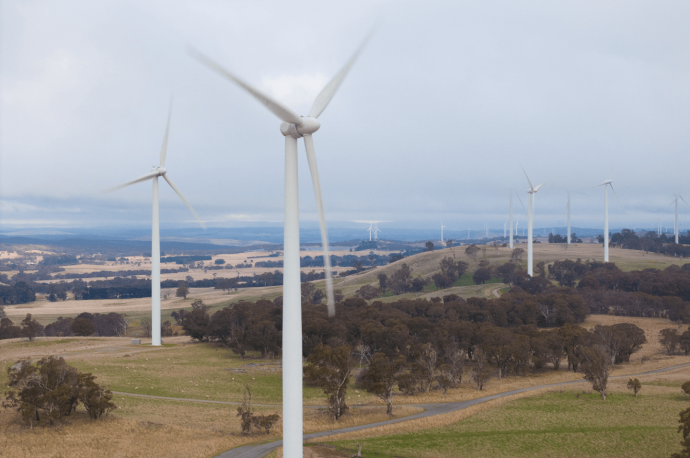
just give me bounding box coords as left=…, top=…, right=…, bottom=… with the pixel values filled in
left=152, top=166, right=167, bottom=176
left=280, top=116, right=320, bottom=139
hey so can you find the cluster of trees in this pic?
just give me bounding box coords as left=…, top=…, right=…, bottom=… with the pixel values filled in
left=0, top=314, right=43, bottom=340
left=44, top=312, right=127, bottom=337
left=298, top=253, right=394, bottom=268
left=39, top=255, right=79, bottom=266
left=161, top=255, right=212, bottom=264
left=608, top=229, right=690, bottom=258
left=3, top=356, right=116, bottom=427
left=0, top=281, right=36, bottom=304
left=548, top=233, right=583, bottom=243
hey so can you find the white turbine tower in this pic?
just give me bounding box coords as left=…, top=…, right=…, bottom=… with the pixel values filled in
left=671, top=195, right=689, bottom=244
left=440, top=222, right=446, bottom=244
left=521, top=167, right=546, bottom=276
left=105, top=108, right=205, bottom=346
left=367, top=223, right=373, bottom=241
left=597, top=178, right=621, bottom=262
left=191, top=35, right=370, bottom=458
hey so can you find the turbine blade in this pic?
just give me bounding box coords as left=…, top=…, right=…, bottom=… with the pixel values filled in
left=103, top=172, right=158, bottom=193
left=597, top=181, right=609, bottom=187
left=519, top=163, right=534, bottom=190
left=303, top=135, right=335, bottom=317
left=160, top=99, right=173, bottom=167
left=513, top=190, right=526, bottom=210
left=609, top=183, right=623, bottom=208
left=534, top=182, right=547, bottom=192
left=162, top=174, right=206, bottom=229
left=188, top=46, right=303, bottom=126
left=308, top=29, right=374, bottom=119
left=681, top=195, right=690, bottom=207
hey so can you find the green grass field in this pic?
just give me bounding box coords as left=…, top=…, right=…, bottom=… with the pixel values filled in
left=328, top=388, right=687, bottom=457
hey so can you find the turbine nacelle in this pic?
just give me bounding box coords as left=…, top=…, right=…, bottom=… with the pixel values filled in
left=280, top=117, right=321, bottom=139
left=151, top=166, right=168, bottom=176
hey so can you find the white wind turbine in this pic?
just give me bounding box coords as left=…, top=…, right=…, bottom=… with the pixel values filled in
left=105, top=108, right=205, bottom=346
left=597, top=178, right=621, bottom=262
left=372, top=223, right=381, bottom=241
left=367, top=223, right=374, bottom=241
left=190, top=35, right=370, bottom=458
left=521, top=167, right=546, bottom=276
left=509, top=189, right=525, bottom=249
left=440, top=222, right=446, bottom=244
left=671, top=194, right=688, bottom=244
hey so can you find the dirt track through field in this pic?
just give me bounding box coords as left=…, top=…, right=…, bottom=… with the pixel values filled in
left=215, top=362, right=690, bottom=458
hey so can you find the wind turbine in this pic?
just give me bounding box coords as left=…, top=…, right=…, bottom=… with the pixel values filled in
left=105, top=107, right=205, bottom=346
left=521, top=166, right=546, bottom=276
left=367, top=223, right=373, bottom=241
left=671, top=195, right=689, bottom=244
left=597, top=178, right=621, bottom=262
left=440, top=222, right=446, bottom=244
left=190, top=34, right=370, bottom=458
left=372, top=223, right=381, bottom=241
left=509, top=189, right=525, bottom=249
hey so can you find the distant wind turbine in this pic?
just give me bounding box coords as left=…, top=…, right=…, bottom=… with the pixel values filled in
left=509, top=190, right=525, bottom=249
left=440, top=222, right=446, bottom=244
left=597, top=177, right=621, bottom=262
left=672, top=195, right=689, bottom=244
left=372, top=223, right=381, bottom=241
left=104, top=106, right=205, bottom=347
left=521, top=166, right=546, bottom=276
left=190, top=31, right=371, bottom=458
left=367, top=223, right=373, bottom=241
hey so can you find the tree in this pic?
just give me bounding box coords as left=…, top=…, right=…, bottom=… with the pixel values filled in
left=377, top=273, right=389, bottom=295
left=511, top=248, right=525, bottom=264
left=390, top=263, right=412, bottom=294
left=181, top=299, right=210, bottom=341
left=214, top=259, right=226, bottom=265
left=303, top=344, right=354, bottom=420
left=660, top=328, right=681, bottom=355
left=359, top=353, right=406, bottom=415
left=425, top=241, right=435, bottom=252
left=176, top=281, right=189, bottom=299
left=580, top=345, right=612, bottom=400
left=78, top=372, right=116, bottom=419
left=3, top=356, right=113, bottom=427
left=355, top=284, right=381, bottom=300
left=472, top=268, right=492, bottom=285
left=471, top=348, right=493, bottom=391
left=21, top=313, right=43, bottom=341
left=140, top=316, right=152, bottom=338
left=71, top=317, right=96, bottom=337
left=672, top=407, right=690, bottom=458
left=236, top=385, right=254, bottom=435
left=465, top=245, right=480, bottom=262
left=626, top=378, right=641, bottom=397
left=353, top=260, right=364, bottom=273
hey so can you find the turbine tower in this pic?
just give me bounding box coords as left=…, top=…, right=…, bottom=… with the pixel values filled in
left=367, top=223, right=373, bottom=241
left=191, top=35, right=370, bottom=458
left=521, top=167, right=546, bottom=276
left=671, top=195, right=688, bottom=244
left=105, top=107, right=204, bottom=346
left=440, top=222, right=446, bottom=244
left=597, top=178, right=620, bottom=262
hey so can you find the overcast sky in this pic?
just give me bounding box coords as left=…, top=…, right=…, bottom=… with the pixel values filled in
left=1, top=0, right=689, bottom=235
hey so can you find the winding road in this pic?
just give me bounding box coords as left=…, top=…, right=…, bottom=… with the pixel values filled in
left=212, top=362, right=690, bottom=458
